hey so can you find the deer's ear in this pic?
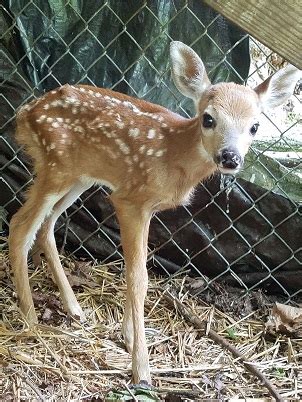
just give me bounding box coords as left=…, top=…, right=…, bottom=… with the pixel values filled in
left=170, top=41, right=211, bottom=101
left=254, top=65, right=301, bottom=110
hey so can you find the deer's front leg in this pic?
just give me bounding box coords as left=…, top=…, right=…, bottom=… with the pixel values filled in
left=113, top=200, right=151, bottom=384
left=122, top=290, right=134, bottom=354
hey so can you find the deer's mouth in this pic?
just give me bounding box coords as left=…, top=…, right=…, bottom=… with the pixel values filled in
left=217, top=165, right=241, bottom=175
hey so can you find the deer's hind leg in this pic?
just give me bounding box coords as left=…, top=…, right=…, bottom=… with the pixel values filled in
left=33, top=181, right=91, bottom=321
left=9, top=174, right=73, bottom=325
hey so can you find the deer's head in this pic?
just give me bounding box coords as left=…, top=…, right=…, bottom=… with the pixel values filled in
left=170, top=41, right=300, bottom=174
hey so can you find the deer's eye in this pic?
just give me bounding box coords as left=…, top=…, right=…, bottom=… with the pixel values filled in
left=203, top=113, right=215, bottom=128
left=250, top=123, right=259, bottom=136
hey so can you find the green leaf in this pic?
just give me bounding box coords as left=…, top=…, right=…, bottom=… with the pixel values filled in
left=226, top=328, right=237, bottom=340
left=105, top=387, right=159, bottom=402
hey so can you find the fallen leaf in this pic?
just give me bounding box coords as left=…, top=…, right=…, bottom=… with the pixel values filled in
left=266, top=302, right=302, bottom=336
left=62, top=261, right=98, bottom=289
left=73, top=260, right=93, bottom=275
left=105, top=387, right=158, bottom=401
left=42, top=307, right=53, bottom=321
left=186, top=276, right=208, bottom=295
left=32, top=292, right=66, bottom=324
left=67, top=273, right=98, bottom=289
left=32, top=292, right=49, bottom=305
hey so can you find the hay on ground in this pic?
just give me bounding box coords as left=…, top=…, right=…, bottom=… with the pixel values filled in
left=0, top=248, right=301, bottom=400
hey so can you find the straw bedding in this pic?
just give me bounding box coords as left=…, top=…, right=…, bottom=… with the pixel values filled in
left=0, top=249, right=301, bottom=400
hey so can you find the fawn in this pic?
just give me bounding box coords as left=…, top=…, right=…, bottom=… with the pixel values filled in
left=9, top=41, right=300, bottom=384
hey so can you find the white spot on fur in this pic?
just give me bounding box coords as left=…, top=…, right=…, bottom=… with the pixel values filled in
left=115, top=138, right=127, bottom=154
left=116, top=121, right=125, bottom=129
left=129, top=128, right=140, bottom=138
left=121, top=100, right=141, bottom=114
left=65, top=96, right=79, bottom=104
left=43, top=104, right=50, bottom=110
left=147, top=148, right=154, bottom=156
left=22, top=104, right=31, bottom=111
left=120, top=144, right=130, bottom=155
left=139, top=145, right=146, bottom=154
left=147, top=129, right=156, bottom=139
left=50, top=100, right=63, bottom=107
left=36, top=115, right=47, bottom=123
left=52, top=121, right=60, bottom=128
left=155, top=149, right=164, bottom=157
left=74, top=126, right=84, bottom=133
left=46, top=117, right=53, bottom=123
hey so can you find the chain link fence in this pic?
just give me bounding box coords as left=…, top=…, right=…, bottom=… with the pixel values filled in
left=1, top=1, right=301, bottom=304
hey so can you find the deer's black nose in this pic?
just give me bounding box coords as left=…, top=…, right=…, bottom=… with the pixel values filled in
left=216, top=148, right=242, bottom=170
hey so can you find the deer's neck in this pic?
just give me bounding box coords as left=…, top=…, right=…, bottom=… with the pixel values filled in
left=170, top=116, right=217, bottom=181
left=152, top=116, right=217, bottom=210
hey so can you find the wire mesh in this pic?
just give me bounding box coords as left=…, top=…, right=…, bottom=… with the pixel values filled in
left=1, top=1, right=301, bottom=303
